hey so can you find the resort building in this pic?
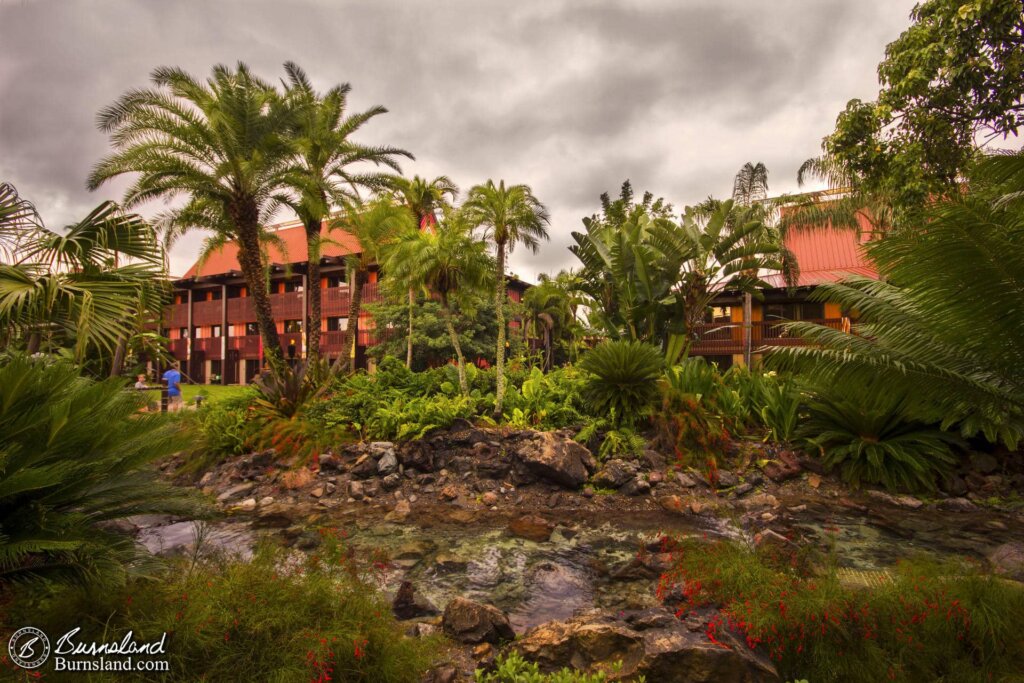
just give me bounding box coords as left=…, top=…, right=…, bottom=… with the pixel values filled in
left=162, top=220, right=530, bottom=384
left=691, top=210, right=879, bottom=368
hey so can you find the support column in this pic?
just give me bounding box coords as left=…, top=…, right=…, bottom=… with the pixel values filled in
left=186, top=289, right=193, bottom=373
left=301, top=273, right=308, bottom=358
left=742, top=292, right=753, bottom=367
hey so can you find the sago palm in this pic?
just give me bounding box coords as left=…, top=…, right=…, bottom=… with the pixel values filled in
left=0, top=355, right=203, bottom=587
left=464, top=180, right=550, bottom=416
left=281, top=62, right=411, bottom=363
left=88, top=63, right=297, bottom=377
left=769, top=151, right=1024, bottom=449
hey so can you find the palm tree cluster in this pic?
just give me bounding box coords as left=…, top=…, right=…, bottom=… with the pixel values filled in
left=570, top=168, right=790, bottom=358
left=85, top=62, right=551, bottom=404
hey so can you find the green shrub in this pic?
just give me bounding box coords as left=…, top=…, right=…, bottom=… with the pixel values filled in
left=183, top=391, right=257, bottom=470
left=7, top=538, right=438, bottom=681
left=577, top=419, right=646, bottom=460
left=579, top=340, right=663, bottom=427
left=478, top=651, right=643, bottom=683
left=799, top=385, right=961, bottom=491
left=755, top=378, right=803, bottom=443
left=505, top=366, right=587, bottom=429
left=367, top=393, right=481, bottom=440
left=0, top=355, right=203, bottom=588
left=660, top=537, right=1024, bottom=683
left=656, top=359, right=732, bottom=468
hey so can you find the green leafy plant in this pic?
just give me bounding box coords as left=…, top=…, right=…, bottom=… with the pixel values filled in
left=798, top=385, right=961, bottom=491
left=579, top=340, right=663, bottom=427
left=0, top=355, right=203, bottom=588
left=505, top=366, right=587, bottom=430
left=367, top=393, right=479, bottom=441
left=756, top=378, right=803, bottom=443
left=577, top=418, right=646, bottom=460
left=182, top=391, right=258, bottom=471
left=656, top=359, right=732, bottom=469
left=477, top=651, right=643, bottom=683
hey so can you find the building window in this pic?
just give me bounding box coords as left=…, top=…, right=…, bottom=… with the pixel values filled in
left=764, top=302, right=824, bottom=322
left=326, top=274, right=346, bottom=288
left=245, top=322, right=259, bottom=336
left=211, top=325, right=222, bottom=338
left=283, top=280, right=304, bottom=293
left=327, top=317, right=348, bottom=332
left=227, top=286, right=244, bottom=298
left=193, top=327, right=203, bottom=339
left=709, top=306, right=732, bottom=323
left=284, top=320, right=302, bottom=333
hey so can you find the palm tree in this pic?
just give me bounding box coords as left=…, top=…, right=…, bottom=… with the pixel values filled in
left=522, top=275, right=573, bottom=370
left=464, top=180, right=550, bottom=416
left=281, top=62, right=412, bottom=363
left=384, top=210, right=493, bottom=394
left=330, top=196, right=415, bottom=373
left=88, top=63, right=297, bottom=377
left=0, top=183, right=165, bottom=363
left=391, top=175, right=459, bottom=366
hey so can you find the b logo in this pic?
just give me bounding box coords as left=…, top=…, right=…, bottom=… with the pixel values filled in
left=8, top=627, right=50, bottom=669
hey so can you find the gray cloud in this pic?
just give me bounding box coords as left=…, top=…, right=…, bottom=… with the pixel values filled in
left=0, top=0, right=918, bottom=280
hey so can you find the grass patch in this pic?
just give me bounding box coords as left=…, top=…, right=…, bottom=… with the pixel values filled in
left=5, top=535, right=439, bottom=682
left=657, top=537, right=1024, bottom=683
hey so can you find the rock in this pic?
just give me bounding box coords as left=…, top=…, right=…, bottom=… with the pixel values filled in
left=937, top=497, right=976, bottom=512
left=648, top=471, right=665, bottom=485
left=481, top=491, right=499, bottom=506
left=233, top=497, right=257, bottom=511
left=258, top=496, right=274, bottom=506
left=381, top=473, right=402, bottom=491
left=621, top=477, right=652, bottom=497
left=516, top=432, right=596, bottom=489
left=788, top=504, right=807, bottom=513
left=408, top=622, right=440, bottom=639
left=797, top=454, right=826, bottom=475
left=440, top=484, right=459, bottom=501
left=422, top=665, right=458, bottom=683
left=806, top=473, right=822, bottom=489
left=508, top=514, right=555, bottom=542
left=592, top=459, right=638, bottom=488
left=442, top=597, right=515, bottom=644
left=216, top=481, right=255, bottom=502
left=318, top=452, right=343, bottom=472
left=715, top=470, right=739, bottom=488
left=473, top=643, right=493, bottom=659
left=350, top=454, right=378, bottom=479
left=392, top=581, right=439, bottom=620
left=310, top=487, right=324, bottom=498
left=731, top=482, right=753, bottom=497
left=658, top=495, right=686, bottom=514
left=674, top=472, right=699, bottom=488
left=970, top=452, right=1000, bottom=475
left=384, top=499, right=411, bottom=522
left=940, top=474, right=969, bottom=497
left=753, top=529, right=793, bottom=553
left=252, top=502, right=295, bottom=528
left=582, top=486, right=595, bottom=498
left=509, top=608, right=778, bottom=682
left=641, top=448, right=668, bottom=471
left=865, top=490, right=924, bottom=509
left=688, top=500, right=708, bottom=515
left=988, top=542, right=1024, bottom=581
left=736, top=494, right=779, bottom=510
left=198, top=471, right=214, bottom=486
left=348, top=480, right=365, bottom=500
left=763, top=451, right=802, bottom=482
left=377, top=451, right=399, bottom=476
left=434, top=553, right=469, bottom=572
left=400, top=441, right=436, bottom=472
left=546, top=492, right=561, bottom=508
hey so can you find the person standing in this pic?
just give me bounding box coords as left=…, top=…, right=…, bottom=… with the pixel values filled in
left=162, top=363, right=183, bottom=412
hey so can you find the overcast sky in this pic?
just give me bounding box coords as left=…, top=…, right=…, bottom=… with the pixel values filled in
left=1, top=0, right=919, bottom=280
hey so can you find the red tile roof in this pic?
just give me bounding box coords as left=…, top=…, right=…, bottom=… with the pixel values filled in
left=181, top=221, right=361, bottom=278
left=761, top=212, right=879, bottom=288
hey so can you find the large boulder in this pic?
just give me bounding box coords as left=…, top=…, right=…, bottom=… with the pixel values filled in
left=988, top=542, right=1024, bottom=581
left=442, top=597, right=515, bottom=644
left=592, top=459, right=639, bottom=489
left=509, top=608, right=778, bottom=683
left=515, top=432, right=596, bottom=489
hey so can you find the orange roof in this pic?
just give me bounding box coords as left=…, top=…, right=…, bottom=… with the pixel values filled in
left=761, top=212, right=878, bottom=288
left=181, top=221, right=361, bottom=279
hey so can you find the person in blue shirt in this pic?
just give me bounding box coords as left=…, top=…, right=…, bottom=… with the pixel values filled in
left=162, top=363, right=183, bottom=411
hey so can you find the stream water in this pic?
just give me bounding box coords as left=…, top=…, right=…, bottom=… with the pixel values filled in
left=136, top=501, right=1022, bottom=633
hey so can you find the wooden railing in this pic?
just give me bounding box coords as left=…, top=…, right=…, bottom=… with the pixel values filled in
left=166, top=303, right=189, bottom=328
left=192, top=299, right=222, bottom=326
left=227, top=335, right=261, bottom=358
left=168, top=339, right=188, bottom=360
left=192, top=337, right=223, bottom=360
left=322, top=286, right=351, bottom=317
left=688, top=318, right=846, bottom=355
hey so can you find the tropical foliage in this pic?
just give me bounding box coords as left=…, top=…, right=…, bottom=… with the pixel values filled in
left=0, top=355, right=201, bottom=588
left=578, top=340, right=663, bottom=428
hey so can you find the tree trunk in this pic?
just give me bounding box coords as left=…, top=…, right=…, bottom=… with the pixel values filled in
left=442, top=301, right=468, bottom=395
left=493, top=242, right=507, bottom=418
left=305, top=218, right=323, bottom=362
left=110, top=336, right=127, bottom=377
left=26, top=331, right=40, bottom=354
left=742, top=292, right=753, bottom=367
left=234, top=216, right=285, bottom=377
left=406, top=288, right=414, bottom=368
left=333, top=268, right=364, bottom=374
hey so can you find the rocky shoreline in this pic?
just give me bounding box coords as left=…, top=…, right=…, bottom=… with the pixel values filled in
left=158, top=423, right=1024, bottom=681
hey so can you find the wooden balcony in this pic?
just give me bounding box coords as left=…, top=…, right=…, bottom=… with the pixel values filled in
left=227, top=335, right=261, bottom=359
left=168, top=339, right=188, bottom=360
left=322, top=286, right=351, bottom=316
left=270, top=291, right=304, bottom=320
left=165, top=303, right=189, bottom=328
left=192, top=299, right=222, bottom=326
left=193, top=337, right=223, bottom=360
left=226, top=296, right=256, bottom=323
left=688, top=318, right=845, bottom=356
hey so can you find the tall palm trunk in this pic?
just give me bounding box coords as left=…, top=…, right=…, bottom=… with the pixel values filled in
left=406, top=288, right=415, bottom=368
left=493, top=242, right=507, bottom=418
left=234, top=214, right=285, bottom=377
left=442, top=300, right=469, bottom=395
left=334, top=268, right=364, bottom=374
left=110, top=336, right=127, bottom=377
left=304, top=218, right=323, bottom=362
